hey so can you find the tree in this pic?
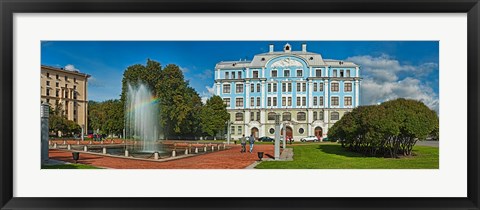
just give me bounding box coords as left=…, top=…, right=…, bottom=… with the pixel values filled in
left=200, top=95, right=230, bottom=137
left=87, top=100, right=124, bottom=137
left=48, top=102, right=81, bottom=137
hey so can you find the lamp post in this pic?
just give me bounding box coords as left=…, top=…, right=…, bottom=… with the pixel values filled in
left=226, top=120, right=231, bottom=145
left=274, top=113, right=281, bottom=160
left=41, top=102, right=49, bottom=163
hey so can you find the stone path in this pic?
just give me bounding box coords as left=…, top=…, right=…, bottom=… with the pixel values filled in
left=49, top=144, right=275, bottom=169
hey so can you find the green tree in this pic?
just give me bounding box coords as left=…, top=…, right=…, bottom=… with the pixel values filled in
left=200, top=95, right=230, bottom=137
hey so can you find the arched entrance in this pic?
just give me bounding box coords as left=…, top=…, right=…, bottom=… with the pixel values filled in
left=251, top=127, right=259, bottom=139
left=281, top=126, right=293, bottom=139
left=314, top=126, right=323, bottom=139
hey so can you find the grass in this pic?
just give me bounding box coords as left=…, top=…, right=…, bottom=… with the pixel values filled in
left=42, top=164, right=101, bottom=169
left=255, top=143, right=439, bottom=169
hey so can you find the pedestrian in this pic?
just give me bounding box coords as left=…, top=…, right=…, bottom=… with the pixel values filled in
left=240, top=134, right=246, bottom=153
left=249, top=134, right=255, bottom=153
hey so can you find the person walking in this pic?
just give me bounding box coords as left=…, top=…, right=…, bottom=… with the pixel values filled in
left=240, top=134, right=247, bottom=153
left=249, top=134, right=255, bottom=153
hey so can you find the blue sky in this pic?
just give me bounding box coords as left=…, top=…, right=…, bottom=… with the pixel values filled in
left=41, top=41, right=439, bottom=111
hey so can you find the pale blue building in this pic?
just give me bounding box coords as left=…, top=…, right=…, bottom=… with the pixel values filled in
left=214, top=43, right=361, bottom=140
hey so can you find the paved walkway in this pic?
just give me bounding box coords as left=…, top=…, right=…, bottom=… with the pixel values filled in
left=49, top=144, right=275, bottom=169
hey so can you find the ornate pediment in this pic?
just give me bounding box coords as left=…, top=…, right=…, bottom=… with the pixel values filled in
left=270, top=58, right=303, bottom=68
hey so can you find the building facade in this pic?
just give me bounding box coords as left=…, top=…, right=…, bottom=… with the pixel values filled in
left=40, top=65, right=91, bottom=135
left=214, top=43, right=361, bottom=141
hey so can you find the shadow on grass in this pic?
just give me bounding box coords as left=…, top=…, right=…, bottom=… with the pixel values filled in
left=317, top=144, right=365, bottom=158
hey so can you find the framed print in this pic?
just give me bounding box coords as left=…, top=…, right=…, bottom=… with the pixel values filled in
left=1, top=0, right=479, bottom=209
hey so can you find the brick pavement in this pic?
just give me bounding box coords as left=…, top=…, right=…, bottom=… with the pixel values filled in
left=49, top=144, right=275, bottom=169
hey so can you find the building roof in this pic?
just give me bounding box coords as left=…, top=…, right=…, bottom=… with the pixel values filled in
left=215, top=44, right=358, bottom=69
left=41, top=65, right=91, bottom=78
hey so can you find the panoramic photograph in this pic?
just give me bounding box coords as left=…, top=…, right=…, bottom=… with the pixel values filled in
left=40, top=41, right=439, bottom=169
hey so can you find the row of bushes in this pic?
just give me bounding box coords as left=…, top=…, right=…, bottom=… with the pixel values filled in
left=328, top=98, right=439, bottom=158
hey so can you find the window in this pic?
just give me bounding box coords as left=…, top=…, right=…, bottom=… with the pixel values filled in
left=74, top=78, right=77, bottom=83
left=344, top=83, right=352, bottom=92
left=282, top=112, right=291, bottom=121
left=319, top=96, right=324, bottom=106
left=267, top=97, right=271, bottom=106
left=238, top=72, right=242, bottom=79
left=272, top=70, right=278, bottom=77
left=331, top=112, right=340, bottom=120
left=46, top=89, right=50, bottom=96
left=282, top=83, right=286, bottom=92
left=232, top=72, right=236, bottom=79
left=223, top=98, right=230, bottom=107
left=269, top=128, right=275, bottom=134
left=65, top=84, right=68, bottom=88
left=74, top=85, right=77, bottom=90
left=316, top=69, right=322, bottom=77
left=296, top=83, right=301, bottom=92
left=319, top=83, right=324, bottom=91
left=250, top=83, right=254, bottom=92
left=319, top=111, right=324, bottom=120
left=313, top=97, right=318, bottom=106
left=250, top=112, right=254, bottom=121
left=56, top=82, right=59, bottom=87
left=313, top=111, right=318, bottom=120
left=256, top=111, right=260, bottom=121
left=268, top=112, right=276, bottom=120
left=64, top=90, right=68, bottom=98
left=288, top=83, right=292, bottom=92
left=238, top=126, right=242, bottom=135
left=346, top=70, right=351, bottom=77
left=46, top=99, right=50, bottom=103
left=65, top=76, right=68, bottom=81
left=296, top=97, right=301, bottom=106
left=225, top=72, right=229, bottom=79
left=56, top=90, right=59, bottom=97
left=282, top=97, right=286, bottom=106
left=46, top=72, right=50, bottom=78
left=331, top=83, right=339, bottom=92
left=56, top=74, right=59, bottom=80
left=268, top=84, right=272, bottom=92
left=236, top=84, right=243, bottom=93
left=333, top=70, right=337, bottom=77
left=253, top=71, right=259, bottom=78
left=223, top=84, right=231, bottom=93
left=236, top=113, right=244, bottom=121
left=231, top=126, right=235, bottom=135
left=73, top=92, right=77, bottom=99
left=302, top=83, right=306, bottom=92
left=256, top=97, right=260, bottom=106
left=235, top=98, right=244, bottom=107
left=250, top=97, right=254, bottom=106
left=297, top=112, right=306, bottom=121
left=284, top=70, right=290, bottom=77
left=46, top=81, right=50, bottom=86
left=299, top=128, right=305, bottom=134
left=273, top=97, right=277, bottom=106
left=288, top=97, right=292, bottom=106
left=256, top=83, right=260, bottom=92
left=297, top=69, right=303, bottom=77
left=340, top=70, right=344, bottom=77
left=273, top=83, right=277, bottom=92
left=345, top=97, right=352, bottom=106
left=313, top=82, right=318, bottom=91
left=302, top=97, right=306, bottom=106
left=331, top=97, right=339, bottom=106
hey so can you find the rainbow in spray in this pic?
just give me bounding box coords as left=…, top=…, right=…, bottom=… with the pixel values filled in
left=125, top=83, right=160, bottom=152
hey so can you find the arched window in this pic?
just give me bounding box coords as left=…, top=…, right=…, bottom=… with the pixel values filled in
left=235, top=112, right=244, bottom=121
left=297, top=112, right=306, bottom=121
left=331, top=112, right=339, bottom=120
left=319, top=111, right=324, bottom=120
left=282, top=112, right=291, bottom=121
left=313, top=111, right=317, bottom=120
left=268, top=112, right=276, bottom=121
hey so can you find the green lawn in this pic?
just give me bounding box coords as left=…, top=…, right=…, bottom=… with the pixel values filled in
left=42, top=164, right=101, bottom=169
left=255, top=143, right=439, bottom=169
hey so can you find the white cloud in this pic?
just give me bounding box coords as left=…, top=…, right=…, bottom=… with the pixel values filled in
left=347, top=55, right=439, bottom=112
left=88, top=76, right=105, bottom=88
left=194, top=69, right=213, bottom=80
left=180, top=66, right=189, bottom=73
left=64, top=64, right=80, bottom=72
left=199, top=84, right=216, bottom=104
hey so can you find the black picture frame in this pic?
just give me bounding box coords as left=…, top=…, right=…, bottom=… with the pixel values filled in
left=1, top=0, right=479, bottom=209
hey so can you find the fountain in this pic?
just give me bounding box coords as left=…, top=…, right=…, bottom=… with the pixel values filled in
left=125, top=83, right=160, bottom=153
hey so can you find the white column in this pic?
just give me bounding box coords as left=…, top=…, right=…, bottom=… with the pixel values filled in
left=309, top=67, right=312, bottom=77
left=307, top=110, right=313, bottom=136
left=308, top=81, right=313, bottom=107
left=216, top=83, right=220, bottom=95
left=261, top=67, right=265, bottom=78
left=355, top=80, right=360, bottom=107
left=355, top=66, right=359, bottom=77
left=324, top=80, right=329, bottom=108
left=246, top=68, right=250, bottom=78
left=245, top=82, right=250, bottom=108
left=325, top=66, right=329, bottom=77
left=217, top=69, right=221, bottom=79
left=261, top=81, right=266, bottom=108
